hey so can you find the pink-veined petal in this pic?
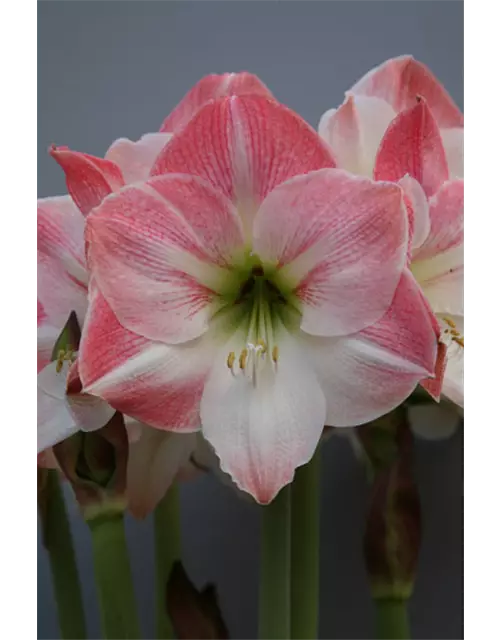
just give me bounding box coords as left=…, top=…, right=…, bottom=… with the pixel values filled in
left=413, top=180, right=464, bottom=262
left=49, top=145, right=125, bottom=216
left=318, top=95, right=396, bottom=176
left=37, top=196, right=87, bottom=287
left=200, top=329, right=326, bottom=504
left=302, top=269, right=437, bottom=427
left=374, top=98, right=449, bottom=198
left=159, top=72, right=274, bottom=133
left=86, top=174, right=244, bottom=344
left=440, top=128, right=464, bottom=179
left=105, top=133, right=172, bottom=183
left=152, top=95, right=336, bottom=233
left=254, top=169, right=408, bottom=337
left=127, top=429, right=196, bottom=519
left=79, top=285, right=216, bottom=431
left=349, top=55, right=464, bottom=128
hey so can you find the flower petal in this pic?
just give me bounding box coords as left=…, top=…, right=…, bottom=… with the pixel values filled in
left=127, top=428, right=196, bottom=519
left=302, top=269, right=437, bottom=427
left=374, top=98, right=449, bottom=198
left=37, top=196, right=87, bottom=287
left=318, top=95, right=396, bottom=176
left=159, top=72, right=274, bottom=133
left=38, top=386, right=79, bottom=453
left=398, top=175, right=430, bottom=252
left=104, top=133, right=172, bottom=183
left=440, top=128, right=464, bottom=179
left=79, top=285, right=216, bottom=431
left=349, top=55, right=464, bottom=128
left=152, top=95, right=336, bottom=233
left=49, top=145, right=125, bottom=216
left=86, top=174, right=244, bottom=343
left=254, top=169, right=408, bottom=337
left=408, top=402, right=461, bottom=440
left=200, top=329, right=326, bottom=504
left=421, top=268, right=464, bottom=316
left=412, top=180, right=464, bottom=262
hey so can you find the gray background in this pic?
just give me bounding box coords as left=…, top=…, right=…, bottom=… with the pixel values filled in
left=38, top=1, right=464, bottom=638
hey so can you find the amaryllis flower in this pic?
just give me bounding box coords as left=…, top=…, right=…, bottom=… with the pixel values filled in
left=76, top=95, right=438, bottom=503
left=318, top=56, right=463, bottom=409
left=38, top=73, right=273, bottom=510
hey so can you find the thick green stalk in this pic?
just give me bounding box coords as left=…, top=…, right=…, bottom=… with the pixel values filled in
left=89, top=514, right=141, bottom=639
left=42, top=470, right=87, bottom=639
left=375, top=599, right=410, bottom=639
left=154, top=485, right=181, bottom=639
left=291, top=453, right=321, bottom=639
left=258, top=484, right=292, bottom=639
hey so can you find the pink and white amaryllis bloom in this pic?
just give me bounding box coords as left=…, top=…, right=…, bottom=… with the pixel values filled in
left=78, top=95, right=439, bottom=504
left=319, top=56, right=463, bottom=409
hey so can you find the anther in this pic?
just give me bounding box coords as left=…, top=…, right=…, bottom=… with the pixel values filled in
left=452, top=336, right=464, bottom=348
left=443, top=317, right=457, bottom=329
left=239, top=348, right=248, bottom=370
left=272, top=345, right=279, bottom=364
left=257, top=338, right=267, bottom=354
left=227, top=351, right=235, bottom=370
left=55, top=348, right=73, bottom=373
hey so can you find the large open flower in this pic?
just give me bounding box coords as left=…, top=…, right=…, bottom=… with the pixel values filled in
left=318, top=56, right=463, bottom=408
left=79, top=95, right=438, bottom=503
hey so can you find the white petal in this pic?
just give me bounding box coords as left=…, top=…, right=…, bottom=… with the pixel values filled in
left=127, top=428, right=196, bottom=519
left=38, top=361, right=70, bottom=400
left=37, top=387, right=78, bottom=452
left=67, top=393, right=116, bottom=433
left=422, top=268, right=464, bottom=316
left=200, top=330, right=326, bottom=504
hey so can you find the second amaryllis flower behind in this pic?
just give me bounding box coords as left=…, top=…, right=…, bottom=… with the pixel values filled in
left=78, top=95, right=438, bottom=503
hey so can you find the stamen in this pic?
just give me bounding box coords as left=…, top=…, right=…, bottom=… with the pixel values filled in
left=453, top=336, right=464, bottom=347
left=55, top=348, right=74, bottom=373
left=227, top=351, right=235, bottom=370
left=257, top=338, right=267, bottom=354
left=239, top=348, right=248, bottom=370
left=272, top=345, right=279, bottom=363
left=443, top=316, right=457, bottom=329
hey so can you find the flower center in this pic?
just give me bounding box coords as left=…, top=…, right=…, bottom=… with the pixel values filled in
left=221, top=262, right=300, bottom=384
left=440, top=316, right=464, bottom=349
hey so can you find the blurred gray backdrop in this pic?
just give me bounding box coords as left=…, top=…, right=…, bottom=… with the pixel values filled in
left=37, top=1, right=464, bottom=638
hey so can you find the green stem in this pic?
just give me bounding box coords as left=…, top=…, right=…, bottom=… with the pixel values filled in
left=89, top=514, right=141, bottom=639
left=258, top=484, right=291, bottom=639
left=291, top=453, right=321, bottom=639
left=42, top=470, right=87, bottom=639
left=154, top=485, right=181, bottom=639
left=375, top=598, right=410, bottom=639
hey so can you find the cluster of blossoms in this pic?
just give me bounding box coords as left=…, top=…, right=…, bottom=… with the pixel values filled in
left=38, top=56, right=463, bottom=507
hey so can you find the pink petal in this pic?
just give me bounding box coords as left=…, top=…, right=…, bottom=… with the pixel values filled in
left=254, top=169, right=408, bottom=337
left=49, top=145, right=125, bottom=216
left=303, top=269, right=437, bottom=427
left=350, top=55, right=464, bottom=128
left=104, top=133, right=172, bottom=183
left=86, top=174, right=244, bottom=344
left=412, top=179, right=464, bottom=262
left=318, top=95, right=396, bottom=175
left=159, top=72, right=274, bottom=133
left=374, top=98, right=449, bottom=198
left=152, top=95, right=336, bottom=230
left=420, top=341, right=447, bottom=401
left=37, top=196, right=87, bottom=276
left=79, top=284, right=216, bottom=431
left=33, top=249, right=87, bottom=329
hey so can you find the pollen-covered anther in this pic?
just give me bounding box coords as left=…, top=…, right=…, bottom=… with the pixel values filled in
left=55, top=348, right=75, bottom=373
left=239, top=348, right=249, bottom=370
left=441, top=316, right=464, bottom=349
left=256, top=338, right=267, bottom=354
left=227, top=351, right=236, bottom=370
left=272, top=345, right=279, bottom=364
